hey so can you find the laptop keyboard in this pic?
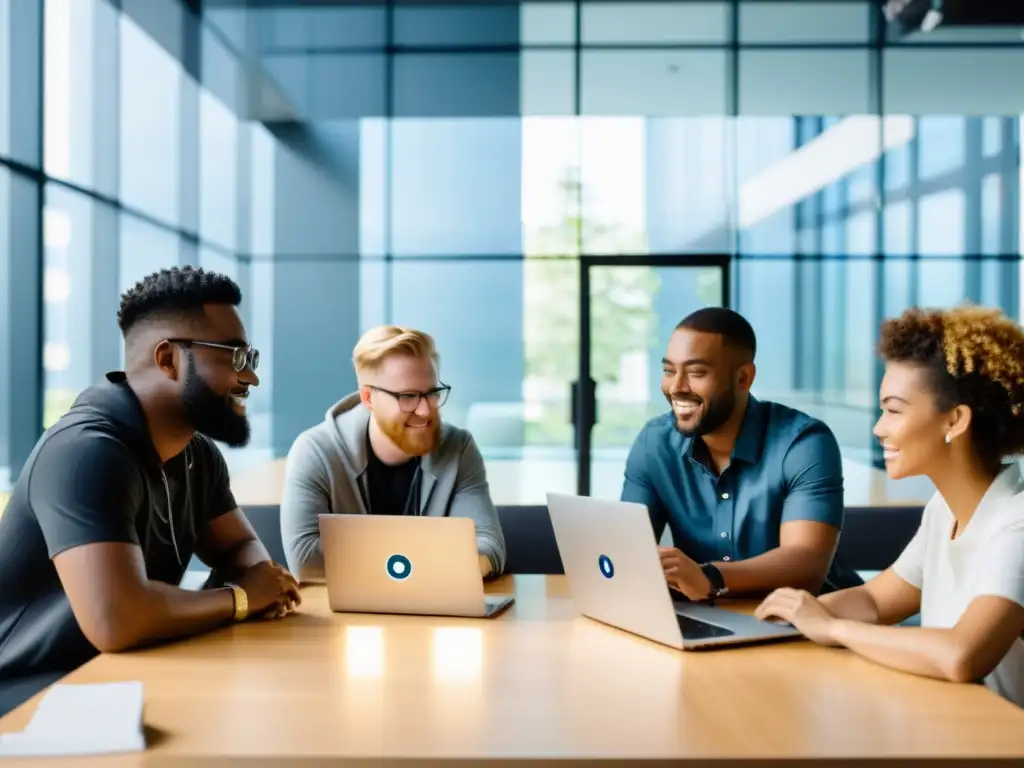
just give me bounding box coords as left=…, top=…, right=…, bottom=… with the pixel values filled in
left=676, top=613, right=735, bottom=640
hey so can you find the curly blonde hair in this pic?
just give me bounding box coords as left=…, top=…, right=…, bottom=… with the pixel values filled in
left=878, top=305, right=1024, bottom=462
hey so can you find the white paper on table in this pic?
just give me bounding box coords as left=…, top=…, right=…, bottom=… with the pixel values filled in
left=0, top=681, right=146, bottom=757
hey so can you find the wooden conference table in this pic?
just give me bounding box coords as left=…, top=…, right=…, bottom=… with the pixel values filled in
left=3, top=575, right=1024, bottom=766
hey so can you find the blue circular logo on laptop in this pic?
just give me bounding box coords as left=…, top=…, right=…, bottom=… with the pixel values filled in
left=386, top=554, right=412, bottom=581
left=598, top=554, right=614, bottom=579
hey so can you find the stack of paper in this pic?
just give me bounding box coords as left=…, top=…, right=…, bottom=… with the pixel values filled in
left=0, top=681, right=146, bottom=757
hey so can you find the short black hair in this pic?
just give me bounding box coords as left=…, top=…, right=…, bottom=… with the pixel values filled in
left=676, top=307, right=756, bottom=361
left=117, top=266, right=242, bottom=336
left=879, top=305, right=1024, bottom=465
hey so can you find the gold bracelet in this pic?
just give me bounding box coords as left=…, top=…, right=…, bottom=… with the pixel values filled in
left=228, top=584, right=248, bottom=621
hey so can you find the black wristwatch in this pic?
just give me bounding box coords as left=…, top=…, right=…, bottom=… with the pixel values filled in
left=700, top=562, right=729, bottom=601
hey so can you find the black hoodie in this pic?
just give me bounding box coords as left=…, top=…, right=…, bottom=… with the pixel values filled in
left=0, top=372, right=236, bottom=682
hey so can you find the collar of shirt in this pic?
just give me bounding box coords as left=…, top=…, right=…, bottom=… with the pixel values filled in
left=678, top=395, right=768, bottom=471
left=949, top=462, right=1024, bottom=542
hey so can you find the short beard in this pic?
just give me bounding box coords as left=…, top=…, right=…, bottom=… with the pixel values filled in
left=375, top=411, right=440, bottom=457
left=671, top=388, right=736, bottom=438
left=181, top=355, right=251, bottom=448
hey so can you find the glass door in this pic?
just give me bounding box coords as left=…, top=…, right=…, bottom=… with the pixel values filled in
left=573, top=255, right=730, bottom=497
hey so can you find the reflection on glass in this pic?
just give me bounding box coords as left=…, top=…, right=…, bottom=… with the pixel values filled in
left=389, top=258, right=529, bottom=473
left=344, top=626, right=384, bottom=679
left=917, top=116, right=965, bottom=181
left=198, top=91, right=239, bottom=251
left=981, top=173, right=1002, bottom=257
left=248, top=124, right=276, bottom=257
left=118, top=215, right=179, bottom=294
left=43, top=186, right=94, bottom=429
left=43, top=0, right=73, bottom=182
left=431, top=627, right=483, bottom=682
left=389, top=119, right=522, bottom=256
left=0, top=0, right=9, bottom=156
left=738, top=116, right=913, bottom=229
left=119, top=13, right=182, bottom=225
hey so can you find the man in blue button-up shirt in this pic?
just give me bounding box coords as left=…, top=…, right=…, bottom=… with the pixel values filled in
left=622, top=307, right=861, bottom=602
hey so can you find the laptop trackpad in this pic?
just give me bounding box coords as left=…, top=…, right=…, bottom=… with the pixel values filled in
left=676, top=613, right=735, bottom=640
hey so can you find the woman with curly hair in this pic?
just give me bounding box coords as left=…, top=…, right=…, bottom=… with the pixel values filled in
left=756, top=304, right=1024, bottom=705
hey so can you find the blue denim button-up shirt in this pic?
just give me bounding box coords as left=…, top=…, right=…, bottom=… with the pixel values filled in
left=621, top=396, right=860, bottom=591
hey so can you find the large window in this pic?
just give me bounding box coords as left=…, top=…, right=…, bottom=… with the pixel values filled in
left=42, top=185, right=120, bottom=429
left=44, top=0, right=119, bottom=196
left=44, top=186, right=95, bottom=428
left=119, top=214, right=181, bottom=295
left=0, top=0, right=10, bottom=159
left=2, top=0, right=1024, bottom=510
left=390, top=119, right=522, bottom=257
left=199, top=91, right=239, bottom=252
left=390, top=259, right=528, bottom=457
left=0, top=168, right=42, bottom=496
left=119, top=12, right=183, bottom=227
left=0, top=165, right=11, bottom=491
left=1, top=0, right=42, bottom=169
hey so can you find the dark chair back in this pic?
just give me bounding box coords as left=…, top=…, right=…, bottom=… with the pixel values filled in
left=186, top=504, right=289, bottom=575
left=193, top=505, right=566, bottom=576
left=202, top=503, right=921, bottom=577
left=240, top=505, right=286, bottom=565
left=241, top=504, right=289, bottom=567
left=496, top=503, right=925, bottom=576
left=0, top=670, right=64, bottom=719
left=836, top=506, right=923, bottom=571
left=497, top=505, right=564, bottom=574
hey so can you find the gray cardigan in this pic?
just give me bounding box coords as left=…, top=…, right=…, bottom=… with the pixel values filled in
left=279, top=393, right=507, bottom=582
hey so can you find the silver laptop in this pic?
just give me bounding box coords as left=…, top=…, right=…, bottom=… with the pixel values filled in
left=546, top=493, right=802, bottom=650
left=318, top=514, right=514, bottom=618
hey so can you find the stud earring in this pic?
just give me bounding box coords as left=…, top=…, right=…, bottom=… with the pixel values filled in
left=945, top=434, right=952, bottom=445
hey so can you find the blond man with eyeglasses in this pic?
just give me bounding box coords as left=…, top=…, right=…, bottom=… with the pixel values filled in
left=280, top=325, right=506, bottom=582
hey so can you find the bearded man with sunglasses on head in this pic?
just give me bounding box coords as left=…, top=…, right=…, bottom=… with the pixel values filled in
left=281, top=325, right=506, bottom=583
left=0, top=266, right=299, bottom=717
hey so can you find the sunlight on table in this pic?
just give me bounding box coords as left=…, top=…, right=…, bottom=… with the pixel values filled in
left=431, top=627, right=484, bottom=682
left=566, top=619, right=684, bottom=738
left=343, top=625, right=385, bottom=679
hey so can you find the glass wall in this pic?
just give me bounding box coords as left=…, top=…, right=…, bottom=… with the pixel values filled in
left=0, top=0, right=42, bottom=504
left=1, top=0, right=1022, bottom=509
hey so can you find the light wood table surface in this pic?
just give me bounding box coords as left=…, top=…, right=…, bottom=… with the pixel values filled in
left=3, top=575, right=1024, bottom=766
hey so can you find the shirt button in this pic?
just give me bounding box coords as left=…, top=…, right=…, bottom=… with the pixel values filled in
left=721, top=492, right=729, bottom=499
left=720, top=531, right=729, bottom=538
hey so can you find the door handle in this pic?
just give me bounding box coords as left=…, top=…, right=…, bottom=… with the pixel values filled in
left=570, top=378, right=597, bottom=427
left=570, top=378, right=598, bottom=449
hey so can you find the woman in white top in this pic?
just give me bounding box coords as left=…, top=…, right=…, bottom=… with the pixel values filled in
left=756, top=305, right=1024, bottom=706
